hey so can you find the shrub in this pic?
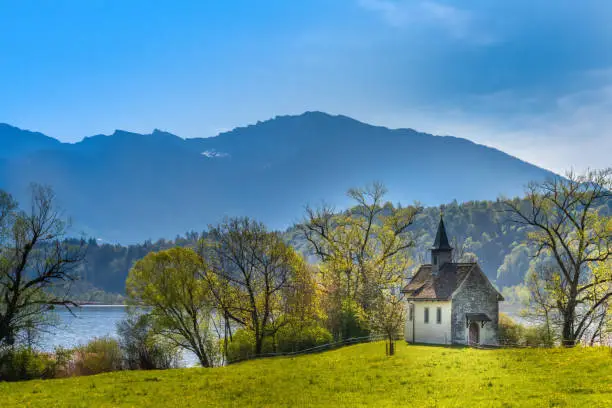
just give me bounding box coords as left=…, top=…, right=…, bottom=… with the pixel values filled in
left=226, top=324, right=333, bottom=362
left=51, top=346, right=73, bottom=378
left=226, top=330, right=257, bottom=362
left=523, top=325, right=554, bottom=347
left=498, top=313, right=524, bottom=345
left=73, top=337, right=122, bottom=376
left=275, top=325, right=333, bottom=353
left=498, top=313, right=554, bottom=347
left=117, top=313, right=181, bottom=370
left=0, top=347, right=58, bottom=381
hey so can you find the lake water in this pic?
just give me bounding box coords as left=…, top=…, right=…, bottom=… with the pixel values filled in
left=39, top=305, right=199, bottom=366
left=39, top=305, right=127, bottom=351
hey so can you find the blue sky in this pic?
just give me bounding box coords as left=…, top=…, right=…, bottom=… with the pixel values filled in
left=1, top=0, right=611, bottom=173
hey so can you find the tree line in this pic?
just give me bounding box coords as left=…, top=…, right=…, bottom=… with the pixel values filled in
left=125, top=183, right=418, bottom=366
left=51, top=196, right=566, bottom=302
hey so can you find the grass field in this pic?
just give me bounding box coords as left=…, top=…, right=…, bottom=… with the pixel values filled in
left=1, top=342, right=611, bottom=407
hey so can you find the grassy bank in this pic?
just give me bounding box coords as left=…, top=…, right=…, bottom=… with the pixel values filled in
left=1, top=342, right=611, bottom=407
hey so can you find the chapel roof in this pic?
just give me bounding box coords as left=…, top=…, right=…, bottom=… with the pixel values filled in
left=401, top=262, right=476, bottom=300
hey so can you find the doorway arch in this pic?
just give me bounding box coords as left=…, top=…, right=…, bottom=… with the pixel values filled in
left=469, top=321, right=480, bottom=345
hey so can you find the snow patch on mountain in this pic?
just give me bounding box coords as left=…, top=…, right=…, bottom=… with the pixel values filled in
left=201, top=150, right=230, bottom=158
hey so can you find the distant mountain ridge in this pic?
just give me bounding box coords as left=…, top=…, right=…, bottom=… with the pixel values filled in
left=0, top=112, right=557, bottom=242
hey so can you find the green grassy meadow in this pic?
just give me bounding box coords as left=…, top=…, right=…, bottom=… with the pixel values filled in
left=1, top=342, right=611, bottom=407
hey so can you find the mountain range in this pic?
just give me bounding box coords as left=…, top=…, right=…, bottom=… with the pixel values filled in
left=0, top=112, right=556, bottom=243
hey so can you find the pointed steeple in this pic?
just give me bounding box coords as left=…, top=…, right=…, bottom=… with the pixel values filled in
left=431, top=211, right=453, bottom=275
left=432, top=215, right=452, bottom=251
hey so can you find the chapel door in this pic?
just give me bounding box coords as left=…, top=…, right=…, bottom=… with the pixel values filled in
left=469, top=321, right=480, bottom=345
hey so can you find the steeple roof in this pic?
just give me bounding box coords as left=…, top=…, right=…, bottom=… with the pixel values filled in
left=432, top=215, right=452, bottom=251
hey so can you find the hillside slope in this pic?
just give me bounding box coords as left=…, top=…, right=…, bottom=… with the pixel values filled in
left=0, top=112, right=556, bottom=242
left=1, top=342, right=610, bottom=407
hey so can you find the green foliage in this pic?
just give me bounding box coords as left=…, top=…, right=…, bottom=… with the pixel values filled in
left=498, top=313, right=554, bottom=347
left=2, top=342, right=612, bottom=407
left=301, top=183, right=419, bottom=341
left=51, top=347, right=73, bottom=378
left=0, top=347, right=59, bottom=381
left=274, top=324, right=333, bottom=353
left=226, top=330, right=258, bottom=362
left=504, top=169, right=612, bottom=346
left=71, top=232, right=204, bottom=296
left=498, top=313, right=524, bottom=345
left=338, top=299, right=369, bottom=339
left=497, top=244, right=531, bottom=281
left=50, top=194, right=612, bottom=303
left=73, top=337, right=123, bottom=376
left=117, top=313, right=181, bottom=370
left=205, top=217, right=321, bottom=357
left=226, top=324, right=333, bottom=362
left=522, top=325, right=555, bottom=347
left=126, top=247, right=218, bottom=367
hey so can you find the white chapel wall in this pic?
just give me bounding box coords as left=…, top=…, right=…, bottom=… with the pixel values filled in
left=405, top=300, right=452, bottom=344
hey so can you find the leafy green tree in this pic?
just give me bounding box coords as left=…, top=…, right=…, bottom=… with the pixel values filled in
left=300, top=183, right=420, bottom=340
left=126, top=247, right=217, bottom=367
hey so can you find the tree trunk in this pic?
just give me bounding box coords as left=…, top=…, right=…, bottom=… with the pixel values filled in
left=197, top=354, right=210, bottom=367
left=544, top=309, right=552, bottom=346
left=255, top=329, right=263, bottom=355
left=388, top=335, right=395, bottom=356
left=195, top=345, right=211, bottom=367
left=561, top=306, right=577, bottom=347
left=590, top=312, right=606, bottom=346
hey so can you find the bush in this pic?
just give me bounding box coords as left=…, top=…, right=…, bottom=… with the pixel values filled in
left=226, top=324, right=333, bottom=362
left=498, top=313, right=554, bottom=347
left=73, top=337, right=122, bottom=376
left=117, top=314, right=181, bottom=370
left=523, top=325, right=554, bottom=347
left=51, top=346, right=73, bottom=378
left=226, top=330, right=257, bottom=362
left=275, top=325, right=333, bottom=353
left=498, top=313, right=524, bottom=345
left=0, top=347, right=58, bottom=381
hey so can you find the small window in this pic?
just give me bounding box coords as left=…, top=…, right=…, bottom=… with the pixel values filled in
left=424, top=307, right=429, bottom=324
left=409, top=304, right=414, bottom=321
left=433, top=255, right=438, bottom=265
left=436, top=307, right=442, bottom=324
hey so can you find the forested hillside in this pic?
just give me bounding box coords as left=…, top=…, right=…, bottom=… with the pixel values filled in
left=67, top=197, right=601, bottom=304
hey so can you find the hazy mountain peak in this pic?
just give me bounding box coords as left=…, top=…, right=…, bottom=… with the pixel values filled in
left=0, top=123, right=62, bottom=159
left=0, top=113, right=556, bottom=242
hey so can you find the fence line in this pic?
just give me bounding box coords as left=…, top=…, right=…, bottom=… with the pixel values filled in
left=227, top=334, right=388, bottom=364
left=227, top=334, right=611, bottom=364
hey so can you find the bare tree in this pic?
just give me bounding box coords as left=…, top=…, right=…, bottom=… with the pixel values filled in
left=503, top=169, right=612, bottom=346
left=522, top=263, right=558, bottom=346
left=0, top=185, right=84, bottom=346
left=204, top=217, right=302, bottom=356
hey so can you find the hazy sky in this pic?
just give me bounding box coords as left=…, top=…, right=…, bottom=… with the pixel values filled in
left=2, top=0, right=611, bottom=173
